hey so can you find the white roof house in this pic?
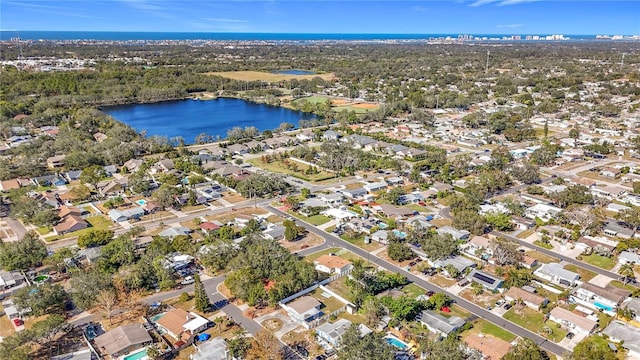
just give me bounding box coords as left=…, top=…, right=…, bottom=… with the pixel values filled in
left=534, top=263, right=580, bottom=287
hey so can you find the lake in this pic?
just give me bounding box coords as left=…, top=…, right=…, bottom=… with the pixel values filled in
left=103, top=98, right=317, bottom=144
left=273, top=69, right=316, bottom=75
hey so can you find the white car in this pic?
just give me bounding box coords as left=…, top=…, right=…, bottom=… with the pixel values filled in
left=180, top=276, right=195, bottom=285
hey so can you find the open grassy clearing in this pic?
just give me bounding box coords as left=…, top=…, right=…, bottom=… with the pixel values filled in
left=248, top=157, right=335, bottom=182
left=580, top=253, right=616, bottom=270
left=525, top=251, right=559, bottom=264
left=503, top=307, right=567, bottom=342
left=205, top=70, right=335, bottom=82
left=463, top=318, right=516, bottom=342
left=564, top=264, right=597, bottom=282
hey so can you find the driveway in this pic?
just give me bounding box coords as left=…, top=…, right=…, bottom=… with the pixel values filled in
left=254, top=310, right=301, bottom=339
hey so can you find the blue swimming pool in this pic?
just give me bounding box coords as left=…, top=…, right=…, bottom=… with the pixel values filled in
left=594, top=302, right=613, bottom=311
left=393, top=230, right=407, bottom=238
left=123, top=349, right=148, bottom=360
left=385, top=336, right=409, bottom=350
left=136, top=199, right=147, bottom=206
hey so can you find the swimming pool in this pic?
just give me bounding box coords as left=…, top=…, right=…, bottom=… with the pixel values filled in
left=594, top=302, right=613, bottom=311
left=123, top=349, right=148, bottom=360
left=393, top=230, right=407, bottom=238
left=136, top=199, right=147, bottom=206
left=385, top=336, right=409, bottom=350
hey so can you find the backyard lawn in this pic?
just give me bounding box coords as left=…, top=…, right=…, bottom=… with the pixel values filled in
left=563, top=264, right=597, bottom=282
left=248, top=158, right=335, bottom=182
left=463, top=319, right=516, bottom=342
left=401, top=283, right=425, bottom=299
left=525, top=251, right=558, bottom=264
left=503, top=307, right=567, bottom=342
left=580, top=253, right=615, bottom=270
left=305, top=214, right=331, bottom=226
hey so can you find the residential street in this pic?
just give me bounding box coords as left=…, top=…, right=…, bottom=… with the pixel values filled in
left=266, top=205, right=569, bottom=356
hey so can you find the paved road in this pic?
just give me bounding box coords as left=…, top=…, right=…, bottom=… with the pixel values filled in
left=266, top=205, right=569, bottom=356
left=493, top=230, right=639, bottom=289
left=2, top=216, right=28, bottom=241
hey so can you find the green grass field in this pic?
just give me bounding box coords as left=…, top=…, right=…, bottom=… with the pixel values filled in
left=564, top=264, right=597, bottom=282
left=248, top=158, right=335, bottom=182
left=306, top=215, right=331, bottom=226
left=503, top=307, right=567, bottom=342
left=581, top=253, right=615, bottom=270
left=464, top=319, right=516, bottom=342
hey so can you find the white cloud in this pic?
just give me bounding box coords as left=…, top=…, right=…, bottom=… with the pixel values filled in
left=497, top=23, right=525, bottom=28
left=469, top=0, right=538, bottom=6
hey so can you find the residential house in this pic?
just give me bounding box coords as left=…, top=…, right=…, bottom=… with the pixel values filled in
left=159, top=227, right=193, bottom=238
left=54, top=214, right=88, bottom=235
left=417, top=310, right=466, bottom=338
left=283, top=296, right=322, bottom=328
left=47, top=154, right=66, bottom=168
left=571, top=283, right=630, bottom=313
left=321, top=207, right=358, bottom=222
left=75, top=247, right=103, bottom=264
left=2, top=299, right=30, bottom=320
left=314, top=254, right=353, bottom=275
left=363, top=181, right=387, bottom=193
left=123, top=159, right=144, bottom=173
left=520, top=255, right=539, bottom=269
left=549, top=307, right=597, bottom=334
left=525, top=203, right=562, bottom=222
left=150, top=159, right=175, bottom=174
left=0, top=179, right=21, bottom=191
left=108, top=207, right=145, bottom=222
left=618, top=251, right=640, bottom=264
left=190, top=336, right=229, bottom=360
left=463, top=235, right=493, bottom=259
left=534, top=263, right=580, bottom=287
left=296, top=131, right=314, bottom=142
left=316, top=319, right=372, bottom=347
left=93, top=324, right=153, bottom=359
left=603, top=222, right=635, bottom=239
left=343, top=134, right=376, bottom=149
left=467, top=270, right=503, bottom=292
left=93, top=132, right=108, bottom=142
left=504, top=287, right=548, bottom=309
left=371, top=230, right=391, bottom=244
left=405, top=215, right=433, bottom=232
left=32, top=191, right=61, bottom=208
left=33, top=175, right=67, bottom=187
left=621, top=298, right=640, bottom=321
left=575, top=237, right=616, bottom=256
left=65, top=170, right=83, bottom=182
left=322, top=130, right=341, bottom=141
left=436, top=226, right=470, bottom=241
left=340, top=188, right=368, bottom=200
left=263, top=224, right=286, bottom=241
left=319, top=193, right=344, bottom=206
left=431, top=182, right=453, bottom=193
left=435, top=256, right=477, bottom=277
left=103, top=165, right=118, bottom=176
left=374, top=204, right=415, bottom=219
left=97, top=179, right=127, bottom=196
left=199, top=222, right=220, bottom=234
left=601, top=167, right=622, bottom=178
left=154, top=308, right=211, bottom=342
left=133, top=236, right=154, bottom=250
left=607, top=203, right=631, bottom=213
left=0, top=270, right=24, bottom=289
left=603, top=321, right=640, bottom=359
left=227, top=143, right=248, bottom=155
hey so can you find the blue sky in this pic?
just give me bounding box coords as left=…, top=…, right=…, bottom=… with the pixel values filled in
left=1, top=1, right=638, bottom=34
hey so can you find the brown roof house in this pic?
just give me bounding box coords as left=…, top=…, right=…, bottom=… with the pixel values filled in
left=47, top=154, right=66, bottom=168
left=53, top=205, right=88, bottom=235
left=549, top=307, right=597, bottom=335
left=153, top=308, right=210, bottom=342
left=504, top=287, right=548, bottom=310
left=282, top=296, right=322, bottom=329
left=94, top=324, right=153, bottom=359
left=314, top=254, right=353, bottom=275
left=54, top=215, right=88, bottom=235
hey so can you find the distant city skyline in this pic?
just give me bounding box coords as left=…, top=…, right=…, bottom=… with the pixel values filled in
left=1, top=1, right=638, bottom=35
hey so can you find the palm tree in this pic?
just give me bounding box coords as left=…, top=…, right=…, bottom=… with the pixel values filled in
left=619, top=263, right=635, bottom=285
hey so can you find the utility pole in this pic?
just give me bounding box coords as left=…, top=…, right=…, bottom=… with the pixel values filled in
left=485, top=50, right=490, bottom=74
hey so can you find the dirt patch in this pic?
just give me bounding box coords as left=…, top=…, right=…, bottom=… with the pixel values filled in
left=278, top=233, right=324, bottom=252
left=261, top=318, right=283, bottom=332
left=352, top=103, right=378, bottom=109
left=205, top=71, right=335, bottom=82
left=331, top=99, right=349, bottom=106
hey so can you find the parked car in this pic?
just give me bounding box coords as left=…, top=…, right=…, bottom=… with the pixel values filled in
left=13, top=318, right=23, bottom=326
left=180, top=276, right=195, bottom=285
left=495, top=299, right=506, bottom=307
left=503, top=304, right=512, bottom=310
left=566, top=332, right=575, bottom=339
left=426, top=290, right=436, bottom=297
